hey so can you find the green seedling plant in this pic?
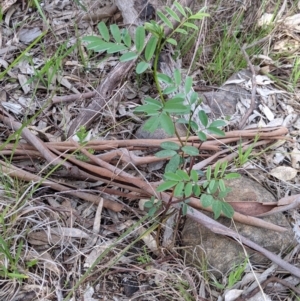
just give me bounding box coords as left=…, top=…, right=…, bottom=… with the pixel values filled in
left=290, top=56, right=300, bottom=91
left=213, top=257, right=247, bottom=289
left=0, top=236, right=27, bottom=279
left=82, top=1, right=240, bottom=219
left=137, top=245, right=152, bottom=264
left=0, top=205, right=27, bottom=280
left=27, top=41, right=77, bottom=92
left=235, top=134, right=259, bottom=167
left=74, top=126, right=94, bottom=161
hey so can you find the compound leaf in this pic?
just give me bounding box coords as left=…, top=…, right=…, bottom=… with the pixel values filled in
left=197, top=131, right=207, bottom=141
left=165, top=6, right=180, bottom=21
left=136, top=62, right=150, bottom=74
left=145, top=36, right=158, bottom=61
left=107, top=44, right=128, bottom=53
left=142, top=116, right=160, bottom=132
left=165, top=154, right=181, bottom=173
left=166, top=38, right=177, bottom=45
left=181, top=146, right=199, bottom=156
left=201, top=194, right=213, bottom=208
left=160, top=141, right=180, bottom=150
left=185, top=76, right=193, bottom=94
left=98, top=21, right=110, bottom=42
left=174, top=1, right=186, bottom=17
left=135, top=26, right=145, bottom=53
left=174, top=182, right=184, bottom=197
left=183, top=22, right=198, bottom=30
left=207, top=127, right=225, bottom=136
left=110, top=24, right=121, bottom=43
left=157, top=73, right=173, bottom=84
left=198, top=110, right=208, bottom=127
left=210, top=120, right=227, bottom=128
left=212, top=200, right=222, bottom=219
left=221, top=202, right=234, bottom=218
left=160, top=113, right=174, bottom=135
left=157, top=181, right=177, bottom=192
left=157, top=11, right=173, bottom=29
left=120, top=52, right=138, bottom=62
left=155, top=150, right=177, bottom=158
left=184, top=182, right=193, bottom=197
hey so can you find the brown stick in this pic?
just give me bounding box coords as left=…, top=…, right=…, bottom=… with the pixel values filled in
left=74, top=140, right=300, bottom=278
left=0, top=114, right=69, bottom=167
left=0, top=160, right=123, bottom=212
left=51, top=91, right=96, bottom=104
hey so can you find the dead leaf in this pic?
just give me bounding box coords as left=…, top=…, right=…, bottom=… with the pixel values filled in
left=18, top=74, right=30, bottom=94
left=257, top=13, right=274, bottom=27
left=83, top=285, right=98, bottom=301
left=56, top=74, right=81, bottom=94
left=0, top=0, right=18, bottom=13
left=38, top=251, right=61, bottom=275
left=270, top=166, right=298, bottom=181
left=18, top=28, right=42, bottom=44
left=291, top=147, right=300, bottom=169
left=259, top=104, right=274, bottom=121
left=228, top=201, right=277, bottom=216
left=28, top=230, right=61, bottom=245
left=137, top=226, right=158, bottom=254
left=51, top=227, right=89, bottom=238
left=224, top=289, right=243, bottom=301
left=1, top=102, right=22, bottom=114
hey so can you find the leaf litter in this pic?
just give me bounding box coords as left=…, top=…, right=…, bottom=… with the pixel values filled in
left=0, top=0, right=300, bottom=300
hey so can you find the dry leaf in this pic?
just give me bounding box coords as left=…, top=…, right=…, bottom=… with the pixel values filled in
left=257, top=13, right=274, bottom=26
left=18, top=28, right=42, bottom=44
left=84, top=240, right=118, bottom=268
left=56, top=74, right=81, bottom=94
left=39, top=251, right=61, bottom=275
left=283, top=113, right=298, bottom=127
left=256, top=75, right=274, bottom=85
left=270, top=166, right=298, bottom=181
left=224, top=289, right=243, bottom=301
left=83, top=285, right=98, bottom=301
left=51, top=227, right=89, bottom=238
left=18, top=74, right=30, bottom=94
left=1, top=102, right=22, bottom=114
left=137, top=226, right=158, bottom=254
left=0, top=0, right=18, bottom=13
left=248, top=292, right=272, bottom=301
left=267, top=118, right=283, bottom=127
left=259, top=104, right=274, bottom=121
left=28, top=230, right=61, bottom=245
left=291, top=147, right=300, bottom=169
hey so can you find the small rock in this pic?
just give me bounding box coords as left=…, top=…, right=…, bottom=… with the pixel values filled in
left=181, top=176, right=294, bottom=277
left=122, top=277, right=139, bottom=297
left=135, top=121, right=187, bottom=171
left=202, top=69, right=253, bottom=119
left=135, top=122, right=187, bottom=139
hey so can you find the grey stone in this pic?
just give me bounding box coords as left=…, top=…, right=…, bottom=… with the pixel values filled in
left=181, top=176, right=295, bottom=277
left=135, top=122, right=187, bottom=171
left=202, top=69, right=254, bottom=118
left=135, top=122, right=187, bottom=139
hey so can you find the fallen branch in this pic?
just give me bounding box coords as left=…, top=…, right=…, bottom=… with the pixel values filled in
left=74, top=140, right=300, bottom=278
left=0, top=159, right=123, bottom=212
